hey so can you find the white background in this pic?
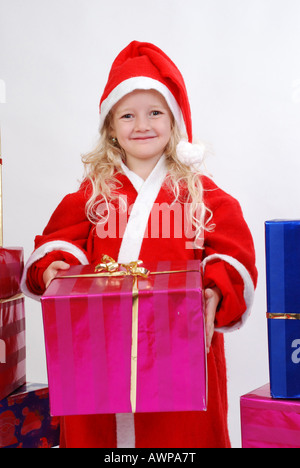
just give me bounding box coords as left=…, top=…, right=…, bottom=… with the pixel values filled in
left=1, top=0, right=300, bottom=448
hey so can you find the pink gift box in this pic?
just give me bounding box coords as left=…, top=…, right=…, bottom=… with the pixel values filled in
left=41, top=259, right=206, bottom=416
left=0, top=247, right=24, bottom=299
left=240, top=384, right=300, bottom=448
left=0, top=295, right=26, bottom=401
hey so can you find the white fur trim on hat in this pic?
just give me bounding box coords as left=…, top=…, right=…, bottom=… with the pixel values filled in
left=99, top=76, right=186, bottom=134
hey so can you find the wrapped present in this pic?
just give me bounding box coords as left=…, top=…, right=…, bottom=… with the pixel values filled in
left=41, top=257, right=206, bottom=416
left=0, top=84, right=26, bottom=401
left=240, top=383, right=300, bottom=448
left=265, top=220, right=300, bottom=398
left=0, top=383, right=60, bottom=448
left=0, top=248, right=24, bottom=299
left=0, top=295, right=26, bottom=401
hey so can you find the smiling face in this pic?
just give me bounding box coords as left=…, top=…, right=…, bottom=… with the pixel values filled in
left=111, top=89, right=173, bottom=175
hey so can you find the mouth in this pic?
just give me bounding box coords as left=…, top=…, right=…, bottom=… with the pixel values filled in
left=131, top=135, right=157, bottom=141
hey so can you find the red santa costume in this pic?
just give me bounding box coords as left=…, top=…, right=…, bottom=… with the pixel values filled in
left=21, top=42, right=257, bottom=448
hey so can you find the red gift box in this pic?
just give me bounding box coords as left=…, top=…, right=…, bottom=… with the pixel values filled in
left=0, top=247, right=24, bottom=299
left=241, top=384, right=300, bottom=448
left=41, top=259, right=206, bottom=416
left=0, top=295, right=26, bottom=401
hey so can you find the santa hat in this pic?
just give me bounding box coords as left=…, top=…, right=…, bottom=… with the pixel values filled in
left=99, top=41, right=205, bottom=169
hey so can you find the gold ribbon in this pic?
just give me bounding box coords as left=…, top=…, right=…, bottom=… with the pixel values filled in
left=55, top=255, right=200, bottom=413
left=267, top=313, right=300, bottom=320
left=0, top=293, right=24, bottom=304
left=60, top=254, right=194, bottom=279
left=96, top=256, right=148, bottom=413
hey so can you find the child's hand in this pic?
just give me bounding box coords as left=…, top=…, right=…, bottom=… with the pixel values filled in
left=43, top=261, right=71, bottom=289
left=204, top=287, right=222, bottom=353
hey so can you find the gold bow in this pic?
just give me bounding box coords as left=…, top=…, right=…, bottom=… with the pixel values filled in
left=95, top=255, right=149, bottom=278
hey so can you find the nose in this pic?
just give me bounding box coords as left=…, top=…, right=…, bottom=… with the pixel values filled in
left=134, top=114, right=150, bottom=132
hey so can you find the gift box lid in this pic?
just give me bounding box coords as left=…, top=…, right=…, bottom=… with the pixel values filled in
left=241, top=383, right=300, bottom=412
left=41, top=260, right=202, bottom=300
left=5, top=383, right=48, bottom=403
left=265, top=220, right=300, bottom=314
left=241, top=384, right=300, bottom=448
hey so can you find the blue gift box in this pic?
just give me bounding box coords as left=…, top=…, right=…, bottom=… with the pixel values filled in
left=265, top=220, right=300, bottom=398
left=0, top=383, right=60, bottom=448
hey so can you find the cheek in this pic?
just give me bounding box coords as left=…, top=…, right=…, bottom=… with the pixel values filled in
left=158, top=116, right=172, bottom=134
left=159, top=122, right=172, bottom=142
left=114, top=125, right=130, bottom=143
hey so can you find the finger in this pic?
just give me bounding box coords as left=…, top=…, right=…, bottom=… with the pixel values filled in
left=45, top=278, right=52, bottom=289
left=52, top=261, right=71, bottom=270
left=204, top=289, right=216, bottom=353
left=44, top=262, right=71, bottom=288
left=205, top=317, right=214, bottom=353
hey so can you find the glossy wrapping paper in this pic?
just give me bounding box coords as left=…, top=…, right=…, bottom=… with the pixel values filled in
left=41, top=259, right=206, bottom=416
left=0, top=247, right=24, bottom=299
left=0, top=295, right=26, bottom=401
left=241, top=384, right=300, bottom=448
left=265, top=220, right=300, bottom=398
left=0, top=383, right=60, bottom=448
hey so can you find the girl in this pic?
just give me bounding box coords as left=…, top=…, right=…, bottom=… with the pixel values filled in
left=22, top=41, right=257, bottom=448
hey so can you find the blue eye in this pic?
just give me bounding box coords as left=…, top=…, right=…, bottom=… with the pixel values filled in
left=121, top=114, right=133, bottom=119
left=151, top=110, right=162, bottom=116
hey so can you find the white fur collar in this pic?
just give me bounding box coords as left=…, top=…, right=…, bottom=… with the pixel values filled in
left=120, top=154, right=167, bottom=193
left=118, top=155, right=168, bottom=263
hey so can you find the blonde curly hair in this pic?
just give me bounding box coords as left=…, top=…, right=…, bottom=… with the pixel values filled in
left=81, top=111, right=213, bottom=248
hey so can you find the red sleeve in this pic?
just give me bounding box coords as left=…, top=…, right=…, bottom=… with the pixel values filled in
left=25, top=180, right=93, bottom=297
left=26, top=251, right=81, bottom=295
left=34, top=180, right=92, bottom=252
left=199, top=176, right=258, bottom=331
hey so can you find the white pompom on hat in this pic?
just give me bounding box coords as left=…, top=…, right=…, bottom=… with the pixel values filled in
left=176, top=140, right=205, bottom=170
left=99, top=41, right=205, bottom=169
